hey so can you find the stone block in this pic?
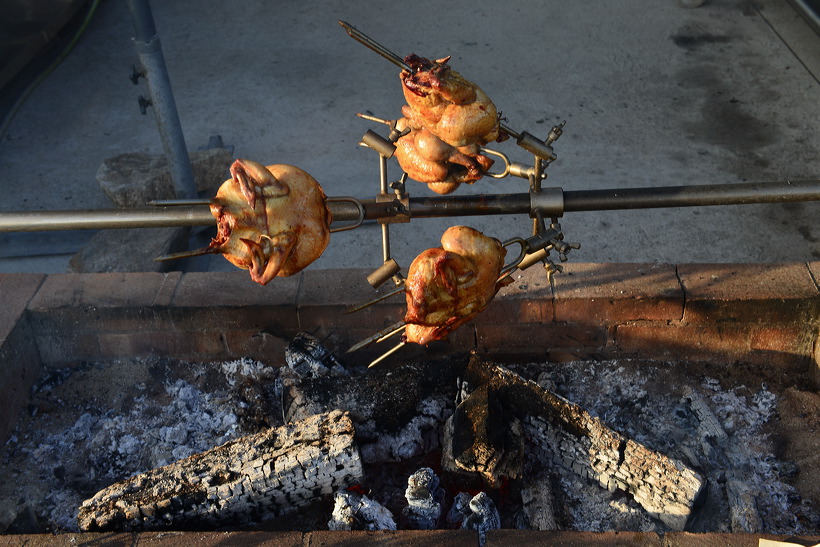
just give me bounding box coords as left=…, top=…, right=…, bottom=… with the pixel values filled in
left=68, top=227, right=189, bottom=274
left=664, top=532, right=820, bottom=547
left=97, top=330, right=225, bottom=361
left=96, top=148, right=233, bottom=207
left=678, top=263, right=819, bottom=323
left=28, top=272, right=180, bottom=310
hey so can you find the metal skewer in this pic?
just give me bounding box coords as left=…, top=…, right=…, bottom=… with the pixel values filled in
left=338, top=21, right=412, bottom=72
left=344, top=283, right=406, bottom=314
left=368, top=341, right=406, bottom=368
left=345, top=320, right=407, bottom=354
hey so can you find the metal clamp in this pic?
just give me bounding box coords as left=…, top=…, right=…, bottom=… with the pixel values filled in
left=367, top=258, right=403, bottom=288
left=375, top=192, right=410, bottom=224
left=327, top=197, right=366, bottom=233
left=530, top=187, right=565, bottom=218
left=360, top=129, right=397, bottom=158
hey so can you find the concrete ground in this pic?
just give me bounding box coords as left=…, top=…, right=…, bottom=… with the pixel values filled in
left=0, top=0, right=818, bottom=276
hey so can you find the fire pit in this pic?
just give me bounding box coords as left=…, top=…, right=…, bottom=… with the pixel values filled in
left=1, top=263, right=818, bottom=543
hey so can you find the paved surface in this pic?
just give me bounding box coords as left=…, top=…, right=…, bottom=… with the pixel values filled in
left=0, top=0, right=818, bottom=275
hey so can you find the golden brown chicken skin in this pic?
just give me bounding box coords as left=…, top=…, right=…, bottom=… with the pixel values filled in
left=400, top=54, right=502, bottom=148
left=404, top=226, right=509, bottom=345
left=207, top=159, right=331, bottom=285
left=393, top=117, right=494, bottom=195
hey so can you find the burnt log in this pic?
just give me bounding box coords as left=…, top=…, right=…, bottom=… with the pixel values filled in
left=463, top=355, right=707, bottom=531
left=283, top=355, right=465, bottom=462
left=519, top=472, right=558, bottom=531
left=681, top=386, right=763, bottom=533
left=442, top=383, right=524, bottom=487
left=77, top=410, right=363, bottom=531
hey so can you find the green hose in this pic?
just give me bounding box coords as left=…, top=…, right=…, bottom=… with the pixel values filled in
left=0, top=0, right=102, bottom=141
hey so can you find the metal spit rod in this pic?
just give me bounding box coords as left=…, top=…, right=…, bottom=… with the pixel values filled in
left=1, top=180, right=818, bottom=233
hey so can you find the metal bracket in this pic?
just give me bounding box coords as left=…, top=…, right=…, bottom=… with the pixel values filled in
left=375, top=192, right=410, bottom=224
left=530, top=187, right=565, bottom=219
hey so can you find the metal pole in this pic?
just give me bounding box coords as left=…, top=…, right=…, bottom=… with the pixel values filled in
left=127, top=0, right=197, bottom=199
left=0, top=207, right=215, bottom=232
left=561, top=180, right=820, bottom=211
left=1, top=180, right=818, bottom=233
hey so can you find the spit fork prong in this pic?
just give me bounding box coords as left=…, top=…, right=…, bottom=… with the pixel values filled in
left=368, top=341, right=406, bottom=368
left=346, top=320, right=407, bottom=354
left=344, top=283, right=406, bottom=314
left=154, top=247, right=217, bottom=262
left=338, top=21, right=412, bottom=72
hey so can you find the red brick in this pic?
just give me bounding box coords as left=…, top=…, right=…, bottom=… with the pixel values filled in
left=476, top=322, right=607, bottom=354
left=476, top=265, right=554, bottom=324
left=664, top=532, right=820, bottom=546
left=618, top=322, right=810, bottom=368
left=486, top=530, right=662, bottom=546
left=678, top=263, right=819, bottom=323
left=616, top=323, right=747, bottom=361
left=98, top=330, right=226, bottom=361
left=0, top=273, right=43, bottom=341
left=553, top=263, right=683, bottom=323
left=221, top=328, right=300, bottom=364
left=34, top=331, right=101, bottom=366
left=171, top=271, right=301, bottom=331
left=306, top=529, right=477, bottom=546
left=749, top=325, right=812, bottom=353
left=298, top=268, right=405, bottom=329
left=614, top=323, right=815, bottom=366
left=808, top=260, right=820, bottom=290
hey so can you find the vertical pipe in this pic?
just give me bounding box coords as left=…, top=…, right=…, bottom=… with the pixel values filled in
left=377, top=153, right=392, bottom=263
left=126, top=0, right=197, bottom=199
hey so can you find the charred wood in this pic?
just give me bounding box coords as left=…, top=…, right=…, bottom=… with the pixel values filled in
left=519, top=472, right=558, bottom=531
left=681, top=386, right=762, bottom=533
left=77, top=410, right=362, bottom=531
left=328, top=490, right=397, bottom=531
left=447, top=491, right=501, bottom=546
left=463, top=355, right=707, bottom=531
left=283, top=356, right=464, bottom=462
left=442, top=382, right=524, bottom=487
left=402, top=467, right=444, bottom=530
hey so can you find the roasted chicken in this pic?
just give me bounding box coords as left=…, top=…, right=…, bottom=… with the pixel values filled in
left=207, top=159, right=332, bottom=285
left=400, top=54, right=502, bottom=148
left=393, top=117, right=495, bottom=195
left=404, top=226, right=510, bottom=345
